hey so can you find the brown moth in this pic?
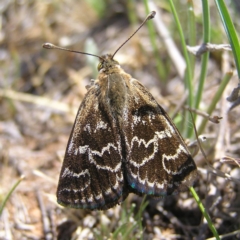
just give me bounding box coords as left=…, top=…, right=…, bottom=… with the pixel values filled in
left=43, top=11, right=197, bottom=210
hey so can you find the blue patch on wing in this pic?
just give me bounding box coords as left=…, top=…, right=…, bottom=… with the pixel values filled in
left=127, top=174, right=169, bottom=196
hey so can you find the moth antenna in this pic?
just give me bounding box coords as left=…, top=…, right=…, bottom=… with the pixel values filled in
left=111, top=11, right=156, bottom=59
left=42, top=43, right=104, bottom=61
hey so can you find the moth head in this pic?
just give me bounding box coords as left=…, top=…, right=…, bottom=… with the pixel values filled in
left=97, top=54, right=120, bottom=72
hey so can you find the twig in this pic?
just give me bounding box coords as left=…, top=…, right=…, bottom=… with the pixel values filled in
left=198, top=167, right=240, bottom=184
left=187, top=43, right=231, bottom=56
left=0, top=88, right=78, bottom=114
left=184, top=106, right=222, bottom=124
left=220, top=156, right=240, bottom=167
left=36, top=190, right=52, bottom=240
left=48, top=209, right=57, bottom=240
left=206, top=229, right=240, bottom=240
left=2, top=209, right=12, bottom=239
left=148, top=1, right=186, bottom=78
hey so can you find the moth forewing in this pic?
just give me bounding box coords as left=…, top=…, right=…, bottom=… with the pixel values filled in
left=57, top=84, right=128, bottom=210
left=121, top=78, right=197, bottom=196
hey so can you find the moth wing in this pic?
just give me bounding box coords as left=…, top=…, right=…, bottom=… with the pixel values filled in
left=123, top=79, right=197, bottom=196
left=57, top=85, right=126, bottom=210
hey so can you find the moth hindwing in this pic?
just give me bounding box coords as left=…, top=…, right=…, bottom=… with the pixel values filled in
left=57, top=54, right=197, bottom=210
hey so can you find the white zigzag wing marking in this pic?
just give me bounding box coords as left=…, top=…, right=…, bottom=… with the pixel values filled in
left=57, top=86, right=126, bottom=209
left=121, top=77, right=197, bottom=195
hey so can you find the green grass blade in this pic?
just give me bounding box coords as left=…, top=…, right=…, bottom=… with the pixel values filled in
left=187, top=0, right=196, bottom=72
left=143, top=0, right=167, bottom=80
left=0, top=175, right=25, bottom=216
left=214, top=0, right=240, bottom=79
left=168, top=0, right=194, bottom=138
left=194, top=0, right=210, bottom=112
left=189, top=187, right=220, bottom=239
left=198, top=71, right=232, bottom=134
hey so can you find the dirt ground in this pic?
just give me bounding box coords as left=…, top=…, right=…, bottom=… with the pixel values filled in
left=0, top=1, right=240, bottom=239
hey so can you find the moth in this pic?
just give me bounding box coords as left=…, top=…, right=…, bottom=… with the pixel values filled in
left=43, top=11, right=197, bottom=210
